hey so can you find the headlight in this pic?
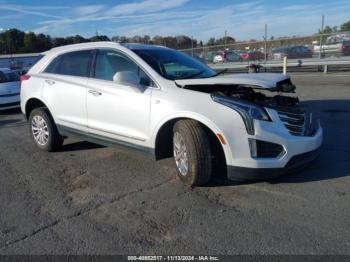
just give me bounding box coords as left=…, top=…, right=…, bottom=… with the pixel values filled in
left=211, top=95, right=270, bottom=135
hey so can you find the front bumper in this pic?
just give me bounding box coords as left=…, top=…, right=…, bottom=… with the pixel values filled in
left=227, top=148, right=320, bottom=181
left=224, top=112, right=323, bottom=181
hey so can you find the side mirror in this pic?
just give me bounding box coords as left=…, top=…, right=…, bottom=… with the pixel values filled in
left=113, top=71, right=144, bottom=93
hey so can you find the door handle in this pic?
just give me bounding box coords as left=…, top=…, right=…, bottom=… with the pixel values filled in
left=45, top=79, right=55, bottom=85
left=88, top=89, right=102, bottom=96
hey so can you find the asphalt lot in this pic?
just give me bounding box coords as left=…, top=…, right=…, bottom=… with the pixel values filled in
left=0, top=73, right=349, bottom=255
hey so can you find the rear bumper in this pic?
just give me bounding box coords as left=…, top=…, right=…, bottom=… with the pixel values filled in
left=227, top=148, right=320, bottom=181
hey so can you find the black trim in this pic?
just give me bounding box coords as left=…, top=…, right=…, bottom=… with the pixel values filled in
left=0, top=93, right=20, bottom=97
left=57, top=124, right=155, bottom=159
left=89, top=49, right=98, bottom=78
left=227, top=149, right=320, bottom=181
left=0, top=101, right=20, bottom=108
left=286, top=149, right=320, bottom=168
left=255, top=140, right=284, bottom=158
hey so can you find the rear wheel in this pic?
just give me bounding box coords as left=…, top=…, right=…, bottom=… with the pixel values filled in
left=29, top=108, right=63, bottom=151
left=173, top=120, right=212, bottom=186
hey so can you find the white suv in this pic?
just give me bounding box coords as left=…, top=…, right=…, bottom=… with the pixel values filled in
left=20, top=42, right=322, bottom=186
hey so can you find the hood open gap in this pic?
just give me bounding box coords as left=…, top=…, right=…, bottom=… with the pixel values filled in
left=182, top=83, right=300, bottom=108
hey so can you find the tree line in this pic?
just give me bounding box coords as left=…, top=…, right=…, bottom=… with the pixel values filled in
left=0, top=29, right=237, bottom=54
left=0, top=29, right=112, bottom=54
left=319, top=20, right=350, bottom=34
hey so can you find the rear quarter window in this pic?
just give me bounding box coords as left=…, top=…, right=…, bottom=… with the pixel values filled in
left=44, top=50, right=94, bottom=77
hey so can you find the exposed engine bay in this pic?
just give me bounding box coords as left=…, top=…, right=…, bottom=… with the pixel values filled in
left=182, top=84, right=300, bottom=109
left=215, top=86, right=299, bottom=108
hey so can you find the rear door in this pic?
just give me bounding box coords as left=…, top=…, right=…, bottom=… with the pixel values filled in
left=41, top=50, right=94, bottom=131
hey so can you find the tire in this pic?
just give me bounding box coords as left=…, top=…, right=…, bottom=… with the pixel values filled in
left=173, top=120, right=212, bottom=186
left=28, top=107, right=63, bottom=151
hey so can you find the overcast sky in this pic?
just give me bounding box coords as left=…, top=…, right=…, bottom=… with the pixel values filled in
left=0, top=0, right=349, bottom=41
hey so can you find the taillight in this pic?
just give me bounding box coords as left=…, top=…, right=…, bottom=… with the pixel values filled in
left=20, top=74, right=30, bottom=83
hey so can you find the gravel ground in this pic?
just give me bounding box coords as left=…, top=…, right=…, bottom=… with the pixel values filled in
left=0, top=73, right=349, bottom=255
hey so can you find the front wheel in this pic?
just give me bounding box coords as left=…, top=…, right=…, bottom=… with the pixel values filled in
left=29, top=108, right=63, bottom=151
left=173, top=120, right=212, bottom=186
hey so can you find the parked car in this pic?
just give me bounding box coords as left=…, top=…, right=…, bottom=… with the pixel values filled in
left=213, top=51, right=225, bottom=63
left=203, top=51, right=216, bottom=63
left=21, top=42, right=322, bottom=186
left=0, top=68, right=20, bottom=110
left=272, top=46, right=313, bottom=60
left=213, top=51, right=242, bottom=63
left=241, top=50, right=265, bottom=61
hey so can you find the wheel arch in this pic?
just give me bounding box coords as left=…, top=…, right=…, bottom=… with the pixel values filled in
left=25, top=98, right=51, bottom=120
left=153, top=115, right=231, bottom=174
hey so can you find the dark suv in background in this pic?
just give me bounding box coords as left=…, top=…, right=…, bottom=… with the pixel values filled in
left=272, top=46, right=313, bottom=60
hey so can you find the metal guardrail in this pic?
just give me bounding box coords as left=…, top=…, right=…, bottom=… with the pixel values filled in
left=209, top=57, right=350, bottom=73
left=211, top=57, right=350, bottom=68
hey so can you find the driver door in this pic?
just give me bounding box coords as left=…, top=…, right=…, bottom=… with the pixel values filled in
left=86, top=49, right=152, bottom=143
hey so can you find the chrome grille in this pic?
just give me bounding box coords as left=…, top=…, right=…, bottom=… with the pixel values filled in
left=276, top=108, right=306, bottom=136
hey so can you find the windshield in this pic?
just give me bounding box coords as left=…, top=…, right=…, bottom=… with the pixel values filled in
left=132, top=48, right=216, bottom=80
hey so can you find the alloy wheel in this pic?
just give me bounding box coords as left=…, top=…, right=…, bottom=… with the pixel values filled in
left=173, top=132, right=189, bottom=176
left=31, top=115, right=49, bottom=146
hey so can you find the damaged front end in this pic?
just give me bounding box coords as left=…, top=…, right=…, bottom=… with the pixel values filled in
left=175, top=74, right=319, bottom=136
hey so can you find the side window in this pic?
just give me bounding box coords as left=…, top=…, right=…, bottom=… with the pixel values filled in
left=94, top=49, right=151, bottom=86
left=5, top=72, right=20, bottom=82
left=44, top=50, right=93, bottom=77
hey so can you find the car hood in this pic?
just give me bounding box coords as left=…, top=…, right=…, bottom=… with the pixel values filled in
left=175, top=73, right=295, bottom=92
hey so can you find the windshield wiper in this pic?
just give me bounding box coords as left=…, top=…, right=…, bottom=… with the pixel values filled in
left=179, top=70, right=205, bottom=79
left=209, top=68, right=228, bottom=77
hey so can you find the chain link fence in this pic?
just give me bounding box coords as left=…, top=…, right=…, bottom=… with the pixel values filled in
left=180, top=31, right=350, bottom=66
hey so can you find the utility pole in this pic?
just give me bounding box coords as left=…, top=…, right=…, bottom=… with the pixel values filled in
left=264, top=24, right=267, bottom=66
left=224, top=30, right=227, bottom=49
left=191, top=35, right=194, bottom=56
left=319, top=15, right=325, bottom=59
